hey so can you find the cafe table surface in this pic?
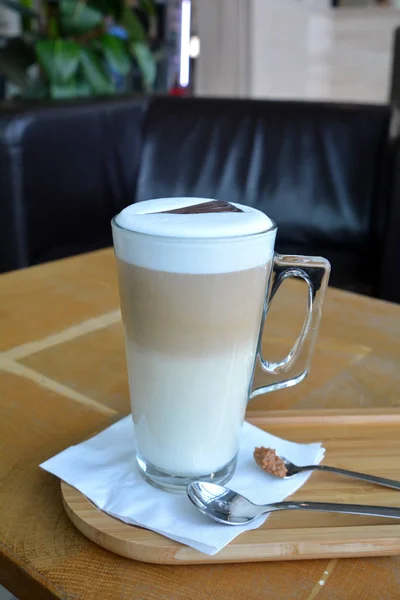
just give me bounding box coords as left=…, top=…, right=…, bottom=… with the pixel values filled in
left=0, top=248, right=399, bottom=600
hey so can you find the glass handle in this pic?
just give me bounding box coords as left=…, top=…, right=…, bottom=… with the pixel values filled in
left=250, top=253, right=331, bottom=399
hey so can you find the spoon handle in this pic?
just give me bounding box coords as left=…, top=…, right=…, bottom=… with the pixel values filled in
left=304, top=465, right=400, bottom=491
left=276, top=501, right=400, bottom=519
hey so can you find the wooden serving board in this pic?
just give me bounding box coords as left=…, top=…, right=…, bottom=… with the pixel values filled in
left=61, top=409, right=400, bottom=564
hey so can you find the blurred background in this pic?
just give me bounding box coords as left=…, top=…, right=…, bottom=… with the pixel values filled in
left=194, top=0, right=400, bottom=103
left=1, top=0, right=400, bottom=102
left=0, top=0, right=400, bottom=303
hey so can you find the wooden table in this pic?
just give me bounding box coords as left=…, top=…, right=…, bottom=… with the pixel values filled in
left=0, top=248, right=399, bottom=600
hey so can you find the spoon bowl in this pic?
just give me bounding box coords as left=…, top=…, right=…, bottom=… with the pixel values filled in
left=187, top=481, right=256, bottom=525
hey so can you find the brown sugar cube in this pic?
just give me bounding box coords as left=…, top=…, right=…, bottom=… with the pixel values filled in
left=253, top=447, right=288, bottom=478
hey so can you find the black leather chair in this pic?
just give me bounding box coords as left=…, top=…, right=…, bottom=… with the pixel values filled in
left=0, top=95, right=398, bottom=302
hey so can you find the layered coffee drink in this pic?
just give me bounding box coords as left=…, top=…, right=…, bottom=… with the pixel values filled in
left=112, top=198, right=277, bottom=490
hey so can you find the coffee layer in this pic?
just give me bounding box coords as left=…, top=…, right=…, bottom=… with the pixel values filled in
left=117, top=259, right=270, bottom=355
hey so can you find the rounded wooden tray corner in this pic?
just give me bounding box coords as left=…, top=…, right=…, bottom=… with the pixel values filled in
left=61, top=481, right=187, bottom=564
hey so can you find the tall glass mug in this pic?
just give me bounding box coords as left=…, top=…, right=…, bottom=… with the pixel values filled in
left=112, top=198, right=330, bottom=492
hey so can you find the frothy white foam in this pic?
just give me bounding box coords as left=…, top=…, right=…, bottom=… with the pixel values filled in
left=112, top=198, right=276, bottom=274
left=115, top=197, right=273, bottom=238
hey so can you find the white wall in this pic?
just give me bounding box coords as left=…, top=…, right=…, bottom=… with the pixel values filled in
left=249, top=0, right=334, bottom=100
left=0, top=5, right=20, bottom=36
left=195, top=0, right=250, bottom=97
left=195, top=0, right=400, bottom=104
left=249, top=0, right=400, bottom=103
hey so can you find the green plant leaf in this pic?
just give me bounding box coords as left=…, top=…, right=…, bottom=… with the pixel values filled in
left=139, top=0, right=156, bottom=17
left=131, top=41, right=155, bottom=90
left=48, top=15, right=59, bottom=38
left=49, top=78, right=92, bottom=98
left=88, top=0, right=124, bottom=20
left=0, top=0, right=39, bottom=18
left=35, top=40, right=54, bottom=79
left=80, top=48, right=114, bottom=95
left=60, top=0, right=103, bottom=35
left=100, top=33, right=130, bottom=75
left=121, top=6, right=146, bottom=43
left=75, top=78, right=91, bottom=97
left=50, top=80, right=78, bottom=99
left=20, top=0, right=35, bottom=32
left=36, top=39, right=81, bottom=84
left=49, top=78, right=91, bottom=98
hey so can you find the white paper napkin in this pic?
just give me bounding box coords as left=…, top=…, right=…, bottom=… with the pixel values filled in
left=40, top=417, right=325, bottom=555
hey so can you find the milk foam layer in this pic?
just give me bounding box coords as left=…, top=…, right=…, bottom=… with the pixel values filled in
left=115, top=198, right=272, bottom=238
left=113, top=198, right=276, bottom=274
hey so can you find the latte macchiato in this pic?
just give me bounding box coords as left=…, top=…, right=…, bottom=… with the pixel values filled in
left=112, top=197, right=276, bottom=490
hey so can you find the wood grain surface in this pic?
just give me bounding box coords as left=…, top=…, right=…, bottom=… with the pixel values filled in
left=61, top=410, right=400, bottom=565
left=1, top=248, right=400, bottom=600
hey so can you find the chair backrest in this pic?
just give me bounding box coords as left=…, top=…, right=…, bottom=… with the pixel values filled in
left=137, top=97, right=391, bottom=295
left=0, top=95, right=395, bottom=300
left=0, top=96, right=148, bottom=272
